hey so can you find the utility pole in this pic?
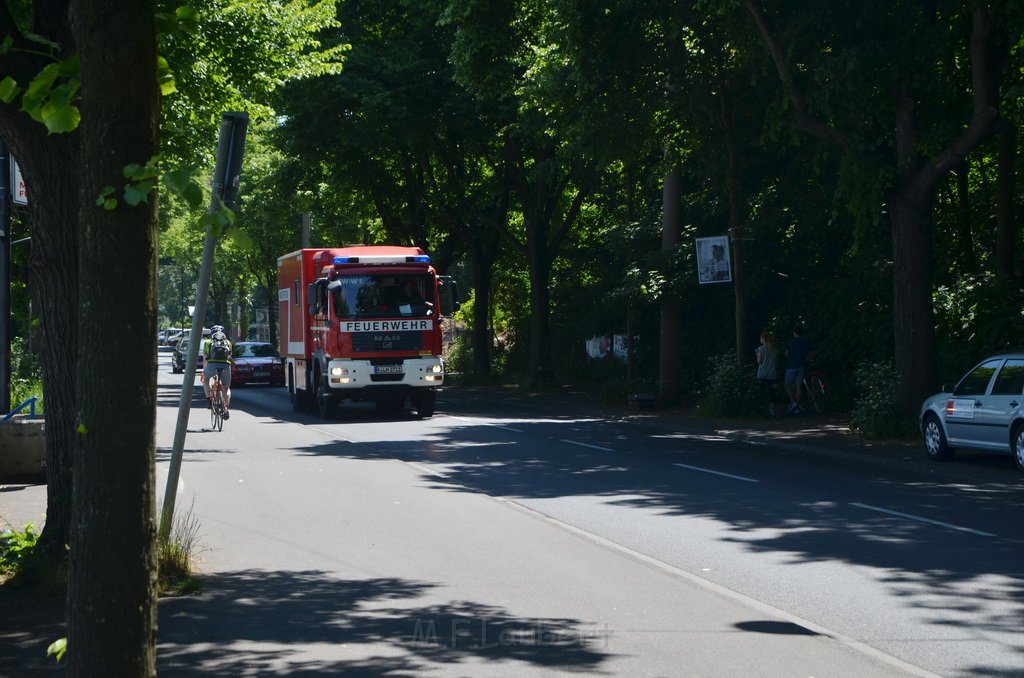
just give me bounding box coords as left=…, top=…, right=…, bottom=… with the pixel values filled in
left=0, top=141, right=12, bottom=413
left=160, top=112, right=248, bottom=540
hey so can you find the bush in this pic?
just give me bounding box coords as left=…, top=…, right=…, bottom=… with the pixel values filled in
left=158, top=502, right=203, bottom=595
left=9, top=336, right=43, bottom=414
left=444, top=331, right=472, bottom=377
left=0, top=523, right=40, bottom=584
left=696, top=351, right=765, bottom=418
left=849, top=360, right=917, bottom=439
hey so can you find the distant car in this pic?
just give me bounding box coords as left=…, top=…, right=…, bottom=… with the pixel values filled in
left=231, top=341, right=284, bottom=386
left=919, top=352, right=1024, bottom=472
left=166, top=328, right=210, bottom=349
left=158, top=328, right=183, bottom=346
left=171, top=338, right=204, bottom=374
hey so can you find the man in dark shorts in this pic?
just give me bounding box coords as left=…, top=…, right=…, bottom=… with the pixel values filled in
left=784, top=324, right=812, bottom=414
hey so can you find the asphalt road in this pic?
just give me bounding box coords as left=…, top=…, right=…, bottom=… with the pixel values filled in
left=4, top=351, right=1023, bottom=676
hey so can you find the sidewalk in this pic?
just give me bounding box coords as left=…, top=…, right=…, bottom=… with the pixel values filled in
left=449, top=384, right=922, bottom=465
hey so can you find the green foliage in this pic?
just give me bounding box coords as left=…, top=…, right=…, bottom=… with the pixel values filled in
left=932, top=274, right=1024, bottom=379
left=98, top=155, right=211, bottom=217
left=159, top=0, right=348, bottom=167
left=10, top=336, right=43, bottom=414
left=696, top=351, right=765, bottom=418
left=159, top=0, right=1023, bottom=424
left=849, top=360, right=917, bottom=439
left=46, top=637, right=66, bottom=663
left=443, top=333, right=474, bottom=383
left=0, top=52, right=80, bottom=133
left=0, top=523, right=39, bottom=582
left=444, top=292, right=507, bottom=384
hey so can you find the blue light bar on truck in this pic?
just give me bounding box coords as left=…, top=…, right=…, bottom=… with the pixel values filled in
left=333, top=254, right=431, bottom=266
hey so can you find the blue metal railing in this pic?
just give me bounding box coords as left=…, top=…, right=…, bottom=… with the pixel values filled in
left=2, top=396, right=38, bottom=422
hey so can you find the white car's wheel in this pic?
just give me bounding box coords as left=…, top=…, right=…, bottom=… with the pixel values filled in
left=1012, top=424, right=1024, bottom=473
left=923, top=414, right=953, bottom=461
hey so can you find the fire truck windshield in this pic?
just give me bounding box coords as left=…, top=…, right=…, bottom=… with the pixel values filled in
left=330, top=274, right=434, bottom=319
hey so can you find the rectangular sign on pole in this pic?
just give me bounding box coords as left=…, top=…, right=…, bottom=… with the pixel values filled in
left=10, top=157, right=26, bottom=205
left=696, top=235, right=732, bottom=284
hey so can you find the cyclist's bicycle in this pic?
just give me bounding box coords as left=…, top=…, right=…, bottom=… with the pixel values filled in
left=801, top=369, right=826, bottom=414
left=209, top=368, right=228, bottom=431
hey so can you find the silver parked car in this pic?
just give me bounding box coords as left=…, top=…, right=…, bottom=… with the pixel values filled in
left=919, top=353, right=1024, bottom=472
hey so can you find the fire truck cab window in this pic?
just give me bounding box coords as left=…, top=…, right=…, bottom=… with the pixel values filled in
left=331, top=275, right=432, bottom=319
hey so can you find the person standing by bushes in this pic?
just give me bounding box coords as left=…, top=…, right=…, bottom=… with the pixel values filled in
left=755, top=331, right=780, bottom=415
left=784, top=324, right=813, bottom=414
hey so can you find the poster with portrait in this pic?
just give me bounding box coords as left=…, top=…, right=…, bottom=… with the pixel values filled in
left=696, top=235, right=732, bottom=284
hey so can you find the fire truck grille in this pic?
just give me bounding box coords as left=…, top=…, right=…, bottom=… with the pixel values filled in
left=352, top=331, right=423, bottom=352
left=370, top=373, right=404, bottom=382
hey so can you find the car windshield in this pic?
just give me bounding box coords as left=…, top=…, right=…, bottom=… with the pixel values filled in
left=234, top=343, right=277, bottom=358
left=329, top=274, right=433, bottom=319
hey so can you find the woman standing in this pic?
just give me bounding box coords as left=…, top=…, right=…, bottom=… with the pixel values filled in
left=756, top=331, right=780, bottom=416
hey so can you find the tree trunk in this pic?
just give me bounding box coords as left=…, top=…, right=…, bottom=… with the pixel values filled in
left=995, top=120, right=1016, bottom=284
left=525, top=234, right=553, bottom=388
left=889, top=184, right=937, bottom=417
left=467, top=241, right=494, bottom=380
left=720, top=89, right=746, bottom=367
left=26, top=133, right=80, bottom=570
left=954, top=160, right=976, bottom=273
left=503, top=139, right=588, bottom=390
left=658, top=164, right=682, bottom=406
left=67, top=0, right=160, bottom=673
left=0, top=2, right=79, bottom=575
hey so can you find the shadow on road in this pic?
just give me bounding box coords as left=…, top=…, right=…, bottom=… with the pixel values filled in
left=158, top=569, right=612, bottom=675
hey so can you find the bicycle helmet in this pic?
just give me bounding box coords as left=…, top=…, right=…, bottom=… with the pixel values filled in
left=211, top=325, right=224, bottom=333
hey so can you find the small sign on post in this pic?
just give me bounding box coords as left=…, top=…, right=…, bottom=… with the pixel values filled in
left=10, top=158, right=26, bottom=206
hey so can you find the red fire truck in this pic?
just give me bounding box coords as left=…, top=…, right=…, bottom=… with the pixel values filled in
left=277, top=246, right=456, bottom=418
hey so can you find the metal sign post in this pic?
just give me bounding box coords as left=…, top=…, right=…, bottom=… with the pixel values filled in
left=0, top=141, right=11, bottom=413
left=160, top=112, right=248, bottom=540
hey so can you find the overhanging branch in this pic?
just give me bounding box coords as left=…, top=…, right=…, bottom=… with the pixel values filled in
left=744, top=0, right=849, bottom=145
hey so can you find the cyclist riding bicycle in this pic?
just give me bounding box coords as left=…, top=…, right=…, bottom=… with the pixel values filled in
left=202, top=324, right=233, bottom=419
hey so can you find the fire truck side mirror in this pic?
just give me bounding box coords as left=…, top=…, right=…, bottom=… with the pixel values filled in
left=438, top=277, right=461, bottom=317
left=307, top=279, right=326, bottom=316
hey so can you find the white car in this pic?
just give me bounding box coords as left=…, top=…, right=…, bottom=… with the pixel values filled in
left=919, top=353, right=1024, bottom=472
left=158, top=327, right=183, bottom=346
left=166, top=327, right=210, bottom=349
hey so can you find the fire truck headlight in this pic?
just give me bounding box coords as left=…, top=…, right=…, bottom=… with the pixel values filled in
left=428, top=364, right=442, bottom=373
left=330, top=366, right=353, bottom=384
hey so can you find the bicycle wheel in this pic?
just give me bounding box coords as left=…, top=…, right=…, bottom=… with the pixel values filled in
left=806, top=375, right=826, bottom=414
left=210, top=375, right=224, bottom=431
left=211, top=397, right=223, bottom=431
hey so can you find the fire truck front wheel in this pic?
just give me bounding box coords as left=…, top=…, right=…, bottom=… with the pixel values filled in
left=289, top=368, right=313, bottom=412
left=316, top=375, right=338, bottom=419
left=414, top=388, right=436, bottom=418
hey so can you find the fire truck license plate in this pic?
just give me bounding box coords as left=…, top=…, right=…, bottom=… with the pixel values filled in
left=374, top=365, right=404, bottom=375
